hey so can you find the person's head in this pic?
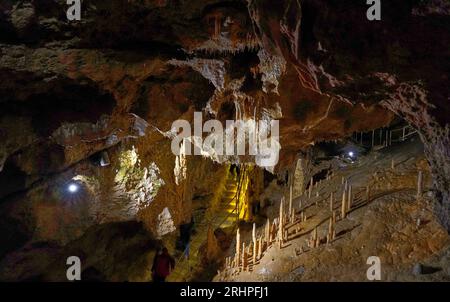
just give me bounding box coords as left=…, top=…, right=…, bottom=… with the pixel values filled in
left=162, top=247, right=168, bottom=255
left=156, top=246, right=164, bottom=255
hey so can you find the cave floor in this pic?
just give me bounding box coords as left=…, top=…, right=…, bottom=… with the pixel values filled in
left=216, top=137, right=450, bottom=281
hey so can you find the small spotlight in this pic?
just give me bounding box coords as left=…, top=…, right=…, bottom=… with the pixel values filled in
left=68, top=183, right=79, bottom=193
left=348, top=151, right=354, bottom=157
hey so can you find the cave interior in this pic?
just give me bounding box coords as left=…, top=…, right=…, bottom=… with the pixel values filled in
left=0, top=0, right=449, bottom=282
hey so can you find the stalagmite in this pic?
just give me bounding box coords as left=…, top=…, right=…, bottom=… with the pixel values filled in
left=331, top=212, right=336, bottom=241
left=242, top=242, right=247, bottom=272
left=252, top=223, right=257, bottom=265
left=417, top=171, right=423, bottom=200
left=289, top=184, right=293, bottom=218
left=257, top=237, right=262, bottom=260
left=341, top=188, right=347, bottom=219
left=330, top=192, right=334, bottom=212
left=327, top=215, right=335, bottom=244
left=311, top=227, right=319, bottom=248
left=391, top=158, right=395, bottom=170
left=265, top=219, right=270, bottom=244
left=309, top=178, right=313, bottom=198
left=347, top=185, right=353, bottom=211
left=315, top=227, right=319, bottom=247
left=236, top=228, right=241, bottom=268
left=272, top=222, right=277, bottom=243
left=291, top=211, right=295, bottom=224
left=279, top=198, right=284, bottom=248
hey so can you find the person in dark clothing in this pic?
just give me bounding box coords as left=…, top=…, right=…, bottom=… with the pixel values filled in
left=151, top=247, right=175, bottom=282
left=230, top=164, right=241, bottom=179
left=179, top=216, right=194, bottom=259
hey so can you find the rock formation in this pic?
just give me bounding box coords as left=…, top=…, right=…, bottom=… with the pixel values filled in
left=0, top=0, right=448, bottom=281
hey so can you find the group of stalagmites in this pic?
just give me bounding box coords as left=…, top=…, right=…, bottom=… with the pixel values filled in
left=218, top=161, right=426, bottom=278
